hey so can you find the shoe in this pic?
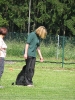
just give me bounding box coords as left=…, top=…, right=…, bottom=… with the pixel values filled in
left=27, top=84, right=34, bottom=87
left=0, top=86, right=4, bottom=88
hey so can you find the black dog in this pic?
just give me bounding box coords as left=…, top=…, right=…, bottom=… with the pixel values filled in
left=12, top=65, right=26, bottom=86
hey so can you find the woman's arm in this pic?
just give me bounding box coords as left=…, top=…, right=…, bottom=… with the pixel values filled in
left=37, top=47, right=44, bottom=62
left=24, top=44, right=29, bottom=59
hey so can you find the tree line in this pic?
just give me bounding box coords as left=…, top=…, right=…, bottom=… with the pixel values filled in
left=0, top=0, right=75, bottom=36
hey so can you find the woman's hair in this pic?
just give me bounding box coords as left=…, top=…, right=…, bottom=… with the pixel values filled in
left=0, top=27, right=8, bottom=35
left=35, top=26, right=47, bottom=39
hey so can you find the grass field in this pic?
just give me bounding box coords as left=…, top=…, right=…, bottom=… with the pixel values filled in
left=0, top=61, right=75, bottom=100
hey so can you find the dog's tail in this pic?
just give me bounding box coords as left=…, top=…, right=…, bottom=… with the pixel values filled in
left=12, top=82, right=15, bottom=85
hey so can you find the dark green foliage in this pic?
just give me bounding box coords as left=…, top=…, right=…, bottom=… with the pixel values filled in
left=0, top=0, right=75, bottom=36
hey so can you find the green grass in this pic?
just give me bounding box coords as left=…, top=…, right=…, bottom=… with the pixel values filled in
left=2, top=40, right=75, bottom=100
left=6, top=40, right=75, bottom=64
left=0, top=61, right=75, bottom=100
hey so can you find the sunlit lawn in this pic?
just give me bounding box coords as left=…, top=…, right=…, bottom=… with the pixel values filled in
left=0, top=61, right=75, bottom=100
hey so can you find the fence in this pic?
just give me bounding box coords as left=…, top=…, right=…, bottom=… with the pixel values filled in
left=5, top=32, right=75, bottom=68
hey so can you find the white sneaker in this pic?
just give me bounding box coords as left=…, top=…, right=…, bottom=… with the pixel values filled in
left=27, top=84, right=34, bottom=87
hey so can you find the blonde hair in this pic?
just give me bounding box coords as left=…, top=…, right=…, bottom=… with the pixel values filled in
left=35, top=26, right=47, bottom=39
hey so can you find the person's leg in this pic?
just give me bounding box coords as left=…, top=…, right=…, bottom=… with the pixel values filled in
left=0, top=57, right=4, bottom=87
left=28, top=57, right=36, bottom=84
left=25, top=57, right=36, bottom=86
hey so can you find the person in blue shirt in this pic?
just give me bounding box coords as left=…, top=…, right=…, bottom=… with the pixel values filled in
left=24, top=26, right=47, bottom=87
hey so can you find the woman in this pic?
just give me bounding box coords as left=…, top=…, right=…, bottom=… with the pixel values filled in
left=0, top=27, right=8, bottom=88
left=24, top=26, right=47, bottom=87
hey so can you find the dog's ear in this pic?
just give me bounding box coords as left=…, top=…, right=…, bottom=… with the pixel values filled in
left=23, top=65, right=26, bottom=70
left=24, top=65, right=26, bottom=67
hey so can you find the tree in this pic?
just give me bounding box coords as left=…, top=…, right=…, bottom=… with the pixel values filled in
left=0, top=0, right=8, bottom=27
left=0, top=15, right=8, bottom=27
left=0, top=0, right=75, bottom=36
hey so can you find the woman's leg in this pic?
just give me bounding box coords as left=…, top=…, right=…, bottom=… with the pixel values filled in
left=0, top=57, right=4, bottom=86
left=25, top=57, right=36, bottom=85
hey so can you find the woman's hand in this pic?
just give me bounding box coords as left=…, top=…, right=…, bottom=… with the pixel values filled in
left=40, top=57, right=44, bottom=62
left=24, top=53, right=27, bottom=59
left=24, top=44, right=29, bottom=59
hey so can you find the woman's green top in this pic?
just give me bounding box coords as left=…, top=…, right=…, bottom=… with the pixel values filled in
left=26, top=32, right=40, bottom=57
